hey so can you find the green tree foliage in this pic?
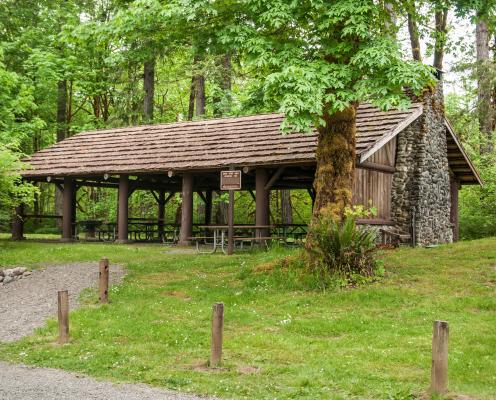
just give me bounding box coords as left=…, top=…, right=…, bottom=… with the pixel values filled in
left=0, top=48, right=39, bottom=221
left=446, top=92, right=496, bottom=239
left=215, top=0, right=435, bottom=132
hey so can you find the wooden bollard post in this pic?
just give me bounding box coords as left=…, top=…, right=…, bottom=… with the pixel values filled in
left=99, top=257, right=109, bottom=303
left=210, top=302, right=224, bottom=367
left=57, top=290, right=69, bottom=344
left=431, top=320, right=449, bottom=395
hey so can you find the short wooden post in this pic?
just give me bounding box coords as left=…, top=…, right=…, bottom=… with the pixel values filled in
left=431, top=320, right=449, bottom=395
left=99, top=258, right=109, bottom=303
left=210, top=302, right=224, bottom=367
left=57, top=290, right=69, bottom=344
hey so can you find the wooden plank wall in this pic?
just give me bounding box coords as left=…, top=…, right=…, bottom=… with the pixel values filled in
left=353, top=138, right=396, bottom=221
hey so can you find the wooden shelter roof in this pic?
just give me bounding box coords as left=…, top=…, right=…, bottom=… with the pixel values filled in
left=22, top=103, right=480, bottom=185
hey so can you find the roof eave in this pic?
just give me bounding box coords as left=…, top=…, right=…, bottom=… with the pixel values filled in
left=359, top=105, right=424, bottom=163
left=444, top=119, right=483, bottom=187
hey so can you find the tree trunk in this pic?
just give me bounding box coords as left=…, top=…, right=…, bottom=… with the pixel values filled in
left=408, top=12, right=422, bottom=62
left=195, top=74, right=206, bottom=117
left=55, top=79, right=68, bottom=228
left=56, top=80, right=67, bottom=142
left=384, top=3, right=396, bottom=32
left=213, top=53, right=232, bottom=117
left=214, top=191, right=228, bottom=224
left=93, top=96, right=101, bottom=119
left=188, top=75, right=195, bottom=120
left=102, top=93, right=110, bottom=122
left=188, top=56, right=206, bottom=119
left=143, top=58, right=155, bottom=122
left=280, top=190, right=293, bottom=225
left=476, top=18, right=493, bottom=154
left=433, top=8, right=448, bottom=71
left=312, top=105, right=357, bottom=222
left=175, top=197, right=182, bottom=225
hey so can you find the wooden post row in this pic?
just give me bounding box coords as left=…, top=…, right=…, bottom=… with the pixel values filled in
left=57, top=290, right=69, bottom=344
left=210, top=302, right=224, bottom=367
left=99, top=257, right=109, bottom=303
left=431, top=320, right=449, bottom=395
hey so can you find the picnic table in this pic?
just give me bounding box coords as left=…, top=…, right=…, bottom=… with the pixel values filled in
left=191, top=225, right=275, bottom=254
left=76, top=220, right=103, bottom=239
left=128, top=220, right=179, bottom=243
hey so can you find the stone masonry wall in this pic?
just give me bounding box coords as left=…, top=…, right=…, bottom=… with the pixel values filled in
left=391, top=84, right=453, bottom=245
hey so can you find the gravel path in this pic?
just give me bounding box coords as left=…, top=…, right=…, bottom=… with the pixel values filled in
left=0, top=262, right=125, bottom=342
left=0, top=362, right=211, bottom=400
left=0, top=264, right=216, bottom=399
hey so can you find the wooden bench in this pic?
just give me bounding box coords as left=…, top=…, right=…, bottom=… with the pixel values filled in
left=233, top=236, right=283, bottom=247
left=188, top=235, right=285, bottom=253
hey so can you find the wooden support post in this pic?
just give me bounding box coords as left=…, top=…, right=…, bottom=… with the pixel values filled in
left=71, top=185, right=78, bottom=238
left=117, top=174, right=129, bottom=243
left=228, top=189, right=234, bottom=255
left=62, top=177, right=75, bottom=241
left=210, top=302, right=224, bottom=367
left=11, top=204, right=25, bottom=241
left=179, top=173, right=193, bottom=245
left=204, top=190, right=212, bottom=225
left=264, top=166, right=286, bottom=190
left=158, top=190, right=165, bottom=239
left=431, top=320, right=449, bottom=395
left=255, top=169, right=269, bottom=240
left=99, top=258, right=109, bottom=303
left=57, top=290, right=69, bottom=344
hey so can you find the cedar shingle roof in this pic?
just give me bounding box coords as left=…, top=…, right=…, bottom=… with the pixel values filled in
left=22, top=102, right=480, bottom=184
left=23, top=104, right=421, bottom=176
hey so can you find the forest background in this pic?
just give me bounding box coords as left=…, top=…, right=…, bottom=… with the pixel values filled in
left=0, top=0, right=494, bottom=240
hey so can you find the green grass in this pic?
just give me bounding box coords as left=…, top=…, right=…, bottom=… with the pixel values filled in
left=0, top=238, right=495, bottom=399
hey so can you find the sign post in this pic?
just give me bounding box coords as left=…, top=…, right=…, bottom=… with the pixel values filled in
left=220, top=170, right=242, bottom=255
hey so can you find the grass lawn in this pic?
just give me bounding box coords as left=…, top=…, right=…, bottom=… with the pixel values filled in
left=0, top=238, right=495, bottom=399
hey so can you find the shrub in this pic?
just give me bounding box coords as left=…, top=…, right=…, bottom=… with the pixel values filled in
left=306, top=215, right=380, bottom=286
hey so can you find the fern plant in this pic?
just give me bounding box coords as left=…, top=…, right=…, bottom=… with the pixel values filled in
left=307, top=215, right=379, bottom=285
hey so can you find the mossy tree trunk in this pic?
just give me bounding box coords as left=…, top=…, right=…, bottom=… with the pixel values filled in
left=311, top=105, right=357, bottom=222
left=305, top=104, right=357, bottom=251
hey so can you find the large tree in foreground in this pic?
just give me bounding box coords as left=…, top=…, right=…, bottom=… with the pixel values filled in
left=218, top=0, right=434, bottom=223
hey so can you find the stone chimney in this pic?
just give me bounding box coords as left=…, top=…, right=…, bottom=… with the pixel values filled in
left=391, top=81, right=453, bottom=245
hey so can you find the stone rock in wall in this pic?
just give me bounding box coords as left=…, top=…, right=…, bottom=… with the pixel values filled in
left=0, top=270, right=4, bottom=277
left=3, top=275, right=13, bottom=284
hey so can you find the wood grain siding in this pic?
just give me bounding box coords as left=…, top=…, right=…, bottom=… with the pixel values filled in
left=23, top=104, right=423, bottom=178
left=353, top=169, right=393, bottom=221
left=353, top=139, right=396, bottom=221
left=367, top=138, right=397, bottom=167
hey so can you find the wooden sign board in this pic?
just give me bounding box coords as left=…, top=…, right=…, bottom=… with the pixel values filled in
left=220, top=170, right=242, bottom=191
